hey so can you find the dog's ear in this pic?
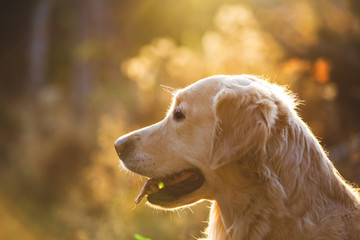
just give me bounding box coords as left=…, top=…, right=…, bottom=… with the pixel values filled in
left=210, top=84, right=278, bottom=169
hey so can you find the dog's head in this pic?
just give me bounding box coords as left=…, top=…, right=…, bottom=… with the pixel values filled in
left=115, top=75, right=293, bottom=208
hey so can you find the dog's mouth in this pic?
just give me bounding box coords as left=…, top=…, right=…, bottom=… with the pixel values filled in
left=135, top=168, right=205, bottom=206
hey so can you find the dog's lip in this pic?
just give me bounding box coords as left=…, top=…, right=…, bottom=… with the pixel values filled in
left=135, top=168, right=205, bottom=205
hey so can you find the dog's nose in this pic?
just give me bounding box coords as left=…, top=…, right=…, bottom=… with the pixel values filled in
left=115, top=137, right=127, bottom=156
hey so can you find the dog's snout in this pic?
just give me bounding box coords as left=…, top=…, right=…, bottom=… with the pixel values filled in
left=115, top=137, right=127, bottom=156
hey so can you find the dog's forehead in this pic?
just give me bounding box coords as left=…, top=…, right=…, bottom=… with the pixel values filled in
left=176, top=77, right=223, bottom=102
left=174, top=75, right=260, bottom=106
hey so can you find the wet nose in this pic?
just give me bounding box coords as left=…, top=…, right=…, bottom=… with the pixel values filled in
left=114, top=137, right=127, bottom=156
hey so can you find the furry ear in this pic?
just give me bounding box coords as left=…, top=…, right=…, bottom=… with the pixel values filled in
left=210, top=85, right=278, bottom=169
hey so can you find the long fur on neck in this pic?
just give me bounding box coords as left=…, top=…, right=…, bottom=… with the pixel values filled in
left=206, top=109, right=360, bottom=240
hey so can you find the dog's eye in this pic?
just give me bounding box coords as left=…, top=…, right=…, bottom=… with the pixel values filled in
left=173, top=109, right=185, bottom=121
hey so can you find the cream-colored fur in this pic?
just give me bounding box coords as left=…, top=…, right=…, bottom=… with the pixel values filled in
left=116, top=75, right=360, bottom=240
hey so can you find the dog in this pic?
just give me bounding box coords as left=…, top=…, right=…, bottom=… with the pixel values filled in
left=115, top=75, right=360, bottom=240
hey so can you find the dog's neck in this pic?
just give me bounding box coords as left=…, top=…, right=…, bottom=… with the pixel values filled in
left=209, top=167, right=290, bottom=240
left=207, top=117, right=359, bottom=240
left=208, top=163, right=277, bottom=239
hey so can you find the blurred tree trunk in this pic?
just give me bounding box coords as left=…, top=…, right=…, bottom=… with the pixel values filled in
left=0, top=1, right=32, bottom=98
left=72, top=0, right=111, bottom=116
left=29, top=0, right=51, bottom=95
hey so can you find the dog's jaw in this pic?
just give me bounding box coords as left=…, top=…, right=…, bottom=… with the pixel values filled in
left=134, top=168, right=205, bottom=207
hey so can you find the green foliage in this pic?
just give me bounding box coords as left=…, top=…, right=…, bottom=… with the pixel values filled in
left=134, top=233, right=152, bottom=240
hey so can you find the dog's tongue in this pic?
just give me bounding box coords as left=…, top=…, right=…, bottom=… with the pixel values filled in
left=135, top=178, right=161, bottom=204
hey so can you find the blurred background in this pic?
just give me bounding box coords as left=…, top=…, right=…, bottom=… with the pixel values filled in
left=1, top=0, right=360, bottom=239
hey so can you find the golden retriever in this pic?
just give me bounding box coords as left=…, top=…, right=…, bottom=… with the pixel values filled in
left=115, top=75, right=360, bottom=240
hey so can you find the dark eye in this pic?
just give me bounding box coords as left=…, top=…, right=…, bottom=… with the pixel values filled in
left=173, top=109, right=185, bottom=121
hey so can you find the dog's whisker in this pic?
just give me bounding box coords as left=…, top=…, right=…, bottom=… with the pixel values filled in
left=131, top=204, right=137, bottom=211
left=160, top=84, right=178, bottom=95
